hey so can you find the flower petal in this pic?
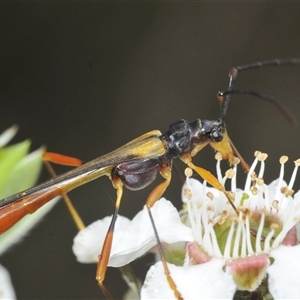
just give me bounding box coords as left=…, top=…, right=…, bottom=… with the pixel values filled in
left=268, top=245, right=300, bottom=298
left=0, top=264, right=16, bottom=299
left=109, top=199, right=193, bottom=267
left=296, top=222, right=300, bottom=242
left=141, top=259, right=236, bottom=299
left=73, top=199, right=193, bottom=266
left=0, top=125, right=18, bottom=148
left=73, top=215, right=131, bottom=263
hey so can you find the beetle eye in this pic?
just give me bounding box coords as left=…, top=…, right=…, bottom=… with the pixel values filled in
left=211, top=128, right=223, bottom=142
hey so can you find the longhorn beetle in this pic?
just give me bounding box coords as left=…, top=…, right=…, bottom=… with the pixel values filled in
left=0, top=58, right=299, bottom=299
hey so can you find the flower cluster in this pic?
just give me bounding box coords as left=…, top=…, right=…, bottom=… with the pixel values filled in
left=73, top=151, right=300, bottom=299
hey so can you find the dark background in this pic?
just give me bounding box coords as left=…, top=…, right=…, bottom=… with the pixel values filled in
left=1, top=3, right=300, bottom=300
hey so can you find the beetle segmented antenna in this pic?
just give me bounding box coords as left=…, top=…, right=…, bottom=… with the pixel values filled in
left=219, top=58, right=300, bottom=124
left=218, top=89, right=297, bottom=125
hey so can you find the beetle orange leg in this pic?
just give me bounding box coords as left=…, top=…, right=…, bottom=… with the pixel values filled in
left=43, top=151, right=83, bottom=166
left=181, top=154, right=237, bottom=215
left=43, top=152, right=85, bottom=230
left=96, top=177, right=123, bottom=300
left=145, top=165, right=183, bottom=300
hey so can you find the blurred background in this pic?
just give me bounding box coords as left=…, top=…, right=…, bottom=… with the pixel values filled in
left=1, top=3, right=300, bottom=299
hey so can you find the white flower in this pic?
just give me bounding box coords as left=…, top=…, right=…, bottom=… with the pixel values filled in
left=73, top=199, right=193, bottom=266
left=0, top=264, right=16, bottom=299
left=73, top=152, right=300, bottom=299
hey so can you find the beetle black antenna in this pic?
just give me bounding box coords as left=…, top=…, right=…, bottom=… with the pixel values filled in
left=219, top=58, right=300, bottom=124
left=218, top=89, right=297, bottom=125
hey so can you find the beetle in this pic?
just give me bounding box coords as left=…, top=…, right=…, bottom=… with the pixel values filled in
left=0, top=58, right=299, bottom=299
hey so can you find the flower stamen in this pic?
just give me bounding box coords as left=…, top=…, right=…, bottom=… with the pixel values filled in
left=288, top=159, right=300, bottom=189
left=255, top=213, right=265, bottom=253
left=215, top=152, right=223, bottom=183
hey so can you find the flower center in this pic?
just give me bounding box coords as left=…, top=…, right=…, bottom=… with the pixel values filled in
left=182, top=152, right=300, bottom=291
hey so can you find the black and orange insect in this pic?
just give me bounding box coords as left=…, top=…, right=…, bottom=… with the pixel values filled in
left=0, top=58, right=299, bottom=299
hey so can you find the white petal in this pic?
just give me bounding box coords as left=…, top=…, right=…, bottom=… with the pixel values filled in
left=72, top=215, right=131, bottom=263
left=0, top=125, right=18, bottom=148
left=268, top=245, right=300, bottom=298
left=294, top=190, right=300, bottom=201
left=73, top=199, right=193, bottom=266
left=141, top=259, right=235, bottom=299
left=0, top=264, right=16, bottom=299
left=109, top=199, right=193, bottom=267
left=296, top=223, right=300, bottom=242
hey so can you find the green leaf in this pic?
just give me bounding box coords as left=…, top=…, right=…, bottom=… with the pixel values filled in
left=0, top=141, right=30, bottom=192
left=0, top=147, right=44, bottom=199
left=0, top=128, right=59, bottom=255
